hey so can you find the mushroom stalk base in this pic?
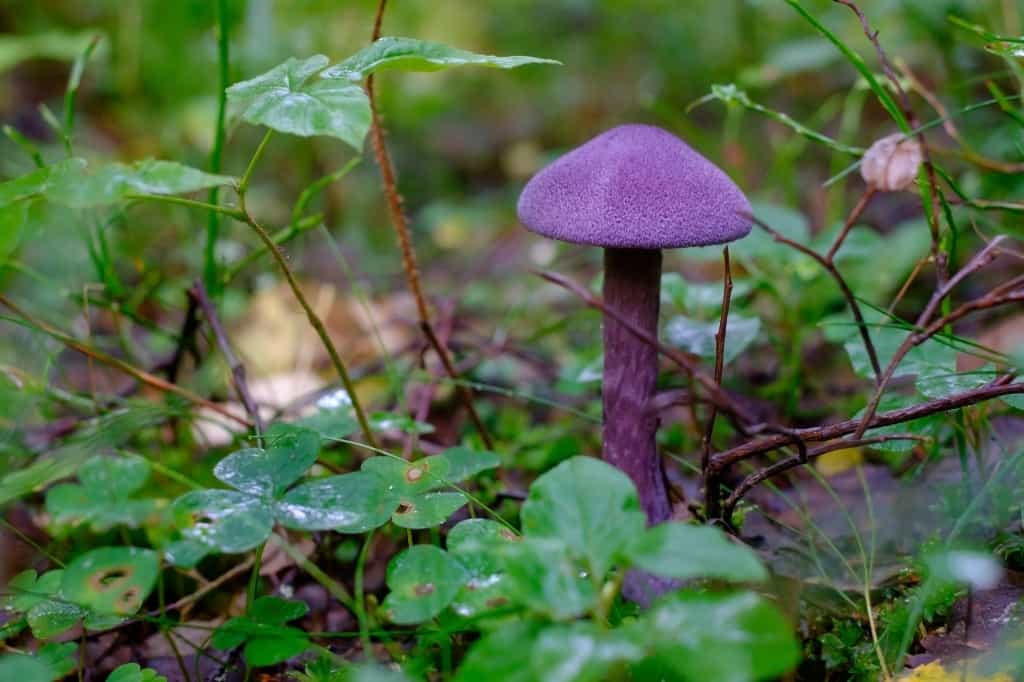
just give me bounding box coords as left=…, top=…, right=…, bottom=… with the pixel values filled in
left=602, top=247, right=671, bottom=524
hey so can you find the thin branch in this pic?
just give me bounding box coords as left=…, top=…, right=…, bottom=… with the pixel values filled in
left=189, top=279, right=264, bottom=435
left=702, top=246, right=732, bottom=519
left=0, top=294, right=250, bottom=427
left=710, top=379, right=1024, bottom=472
left=722, top=433, right=926, bottom=520
left=825, top=187, right=875, bottom=263
left=364, top=0, right=493, bottom=449
left=746, top=212, right=883, bottom=382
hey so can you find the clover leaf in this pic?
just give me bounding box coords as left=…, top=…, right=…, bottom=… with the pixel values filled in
left=212, top=596, right=310, bottom=668
left=45, top=454, right=164, bottom=532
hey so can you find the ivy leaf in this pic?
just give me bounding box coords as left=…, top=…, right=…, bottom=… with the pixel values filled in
left=61, top=546, right=159, bottom=617
left=226, top=55, right=370, bottom=151
left=43, top=159, right=235, bottom=207
left=275, top=470, right=397, bottom=533
left=214, top=424, right=321, bottom=499
left=624, top=523, right=768, bottom=583
left=322, top=36, right=559, bottom=81
left=632, top=591, right=800, bottom=682
left=381, top=545, right=468, bottom=625
left=520, top=456, right=645, bottom=582
left=169, top=489, right=274, bottom=559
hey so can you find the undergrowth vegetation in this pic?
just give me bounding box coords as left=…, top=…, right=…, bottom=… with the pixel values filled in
left=2, top=1, right=1024, bottom=680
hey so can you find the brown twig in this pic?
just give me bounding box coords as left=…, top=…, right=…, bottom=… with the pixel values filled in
left=364, top=0, right=493, bottom=450
left=701, top=247, right=732, bottom=519
left=710, top=379, right=1024, bottom=473
left=722, top=433, right=926, bottom=519
left=163, top=292, right=200, bottom=383
left=0, top=294, right=251, bottom=428
left=746, top=212, right=883, bottom=382
left=825, top=187, right=876, bottom=263
left=189, top=279, right=264, bottom=435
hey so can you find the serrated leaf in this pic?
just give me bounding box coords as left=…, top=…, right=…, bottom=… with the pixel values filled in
left=61, top=546, right=159, bottom=616
left=625, top=523, right=768, bottom=583
left=323, top=36, right=559, bottom=81
left=391, top=491, right=467, bottom=529
left=521, top=456, right=645, bottom=582
left=227, top=55, right=370, bottom=150
left=170, top=489, right=274, bottom=555
left=43, top=159, right=235, bottom=207
left=382, top=545, right=468, bottom=625
left=214, top=424, right=321, bottom=498
left=275, top=470, right=397, bottom=533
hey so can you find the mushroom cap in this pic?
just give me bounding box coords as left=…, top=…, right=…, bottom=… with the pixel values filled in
left=517, top=124, right=751, bottom=249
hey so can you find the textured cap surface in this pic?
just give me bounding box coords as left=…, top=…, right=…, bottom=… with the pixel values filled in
left=517, top=124, right=751, bottom=249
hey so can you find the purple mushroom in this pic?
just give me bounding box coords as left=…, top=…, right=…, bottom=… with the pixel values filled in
left=517, top=124, right=751, bottom=524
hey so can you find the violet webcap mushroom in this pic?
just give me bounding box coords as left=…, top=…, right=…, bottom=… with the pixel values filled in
left=517, top=123, right=751, bottom=524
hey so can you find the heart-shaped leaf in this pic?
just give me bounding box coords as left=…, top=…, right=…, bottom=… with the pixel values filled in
left=382, top=545, right=468, bottom=625
left=521, top=456, right=645, bottom=582
left=170, top=489, right=274, bottom=557
left=625, top=523, right=768, bottom=583
left=391, top=491, right=467, bottom=529
left=226, top=55, right=370, bottom=151
left=275, top=470, right=397, bottom=533
left=322, top=37, right=559, bottom=81
left=61, top=547, right=159, bottom=616
left=214, top=424, right=320, bottom=499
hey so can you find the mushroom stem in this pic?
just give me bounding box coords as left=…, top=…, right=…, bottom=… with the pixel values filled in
left=602, top=247, right=671, bottom=524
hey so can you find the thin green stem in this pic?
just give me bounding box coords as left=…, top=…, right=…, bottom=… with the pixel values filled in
left=247, top=542, right=266, bottom=612
left=238, top=129, right=274, bottom=204
left=221, top=214, right=321, bottom=284
left=355, top=529, right=375, bottom=660
left=272, top=534, right=356, bottom=610
left=126, top=193, right=242, bottom=219
left=0, top=518, right=65, bottom=568
left=204, top=0, right=231, bottom=297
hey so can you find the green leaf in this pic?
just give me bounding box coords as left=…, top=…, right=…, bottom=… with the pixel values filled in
left=295, top=395, right=358, bottom=441
left=2, top=569, right=63, bottom=613
left=381, top=545, right=468, bottom=625
left=391, top=491, right=467, bottom=529
left=0, top=450, right=91, bottom=508
left=61, top=546, right=159, bottom=617
left=625, top=523, right=768, bottom=583
left=0, top=30, right=101, bottom=72
left=322, top=37, right=559, bottom=81
left=369, top=412, right=435, bottom=435
left=243, top=629, right=310, bottom=667
left=925, top=550, right=1002, bottom=590
left=213, top=424, right=321, bottom=498
left=664, top=314, right=761, bottom=365
left=43, top=159, right=235, bottom=207
left=502, top=538, right=596, bottom=621
left=437, top=446, right=501, bottom=482
left=275, top=470, right=397, bottom=533
left=362, top=454, right=451, bottom=495
left=248, top=596, right=309, bottom=624
left=452, top=621, right=544, bottom=682
left=447, top=519, right=517, bottom=617
left=25, top=599, right=86, bottom=640
left=38, top=642, right=77, bottom=679
left=170, top=489, right=274, bottom=556
left=634, top=591, right=800, bottom=682
left=106, top=663, right=168, bottom=682
left=0, top=654, right=55, bottom=682
left=45, top=454, right=161, bottom=532
left=521, top=456, right=645, bottom=582
left=349, top=665, right=415, bottom=682
left=226, top=55, right=370, bottom=150
left=531, top=623, right=645, bottom=682
left=0, top=201, right=29, bottom=259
